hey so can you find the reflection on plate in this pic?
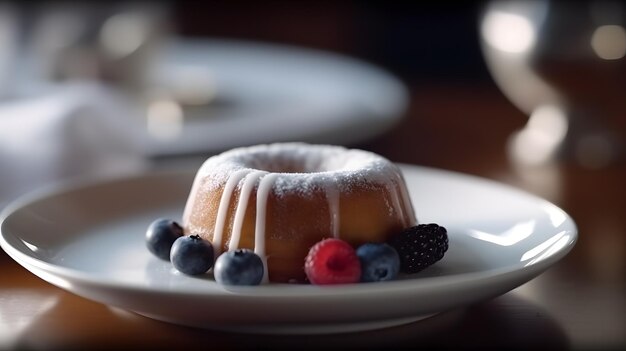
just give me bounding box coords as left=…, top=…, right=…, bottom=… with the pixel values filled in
left=0, top=165, right=577, bottom=334
left=143, top=38, right=409, bottom=156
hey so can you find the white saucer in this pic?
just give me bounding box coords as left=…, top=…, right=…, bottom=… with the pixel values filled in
left=142, top=38, right=409, bottom=156
left=0, top=165, right=577, bottom=334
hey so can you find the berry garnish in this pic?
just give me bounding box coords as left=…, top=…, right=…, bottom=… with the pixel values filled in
left=146, top=218, right=184, bottom=261
left=304, top=238, right=361, bottom=285
left=214, top=249, right=264, bottom=286
left=389, top=224, right=449, bottom=274
left=170, top=235, right=214, bottom=275
left=356, top=243, right=400, bottom=282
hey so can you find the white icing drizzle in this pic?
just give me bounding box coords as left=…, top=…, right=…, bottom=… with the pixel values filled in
left=255, top=173, right=280, bottom=283
left=229, top=171, right=267, bottom=251
left=392, top=168, right=417, bottom=226
left=399, top=184, right=416, bottom=225
left=385, top=178, right=406, bottom=226
left=325, top=177, right=341, bottom=238
left=212, top=169, right=251, bottom=256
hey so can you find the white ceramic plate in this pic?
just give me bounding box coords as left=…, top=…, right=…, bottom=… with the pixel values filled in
left=0, top=165, right=577, bottom=334
left=142, top=38, right=409, bottom=156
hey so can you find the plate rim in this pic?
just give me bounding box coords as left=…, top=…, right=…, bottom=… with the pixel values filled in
left=0, top=164, right=578, bottom=299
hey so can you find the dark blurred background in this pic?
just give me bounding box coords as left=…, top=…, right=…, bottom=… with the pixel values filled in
left=1, top=1, right=625, bottom=350
left=173, top=2, right=492, bottom=86
left=165, top=1, right=525, bottom=174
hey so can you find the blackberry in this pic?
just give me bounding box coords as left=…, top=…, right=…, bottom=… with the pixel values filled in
left=389, top=224, right=449, bottom=274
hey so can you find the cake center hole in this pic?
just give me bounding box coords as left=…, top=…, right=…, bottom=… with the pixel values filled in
left=242, top=149, right=356, bottom=173
left=253, top=156, right=329, bottom=173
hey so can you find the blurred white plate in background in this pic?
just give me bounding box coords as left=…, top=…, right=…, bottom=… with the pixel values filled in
left=143, top=38, right=409, bottom=156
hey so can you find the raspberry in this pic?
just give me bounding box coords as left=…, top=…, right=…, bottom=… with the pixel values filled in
left=389, top=224, right=449, bottom=274
left=304, top=238, right=361, bottom=285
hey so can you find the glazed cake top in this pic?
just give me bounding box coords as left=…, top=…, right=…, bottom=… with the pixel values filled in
left=194, top=143, right=403, bottom=196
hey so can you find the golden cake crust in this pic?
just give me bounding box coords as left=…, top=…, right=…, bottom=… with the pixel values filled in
left=182, top=143, right=416, bottom=283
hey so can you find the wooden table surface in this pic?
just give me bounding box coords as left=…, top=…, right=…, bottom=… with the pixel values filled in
left=1, top=82, right=624, bottom=350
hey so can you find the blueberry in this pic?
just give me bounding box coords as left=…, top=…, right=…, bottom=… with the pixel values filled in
left=146, top=218, right=183, bottom=261
left=170, top=235, right=214, bottom=275
left=356, top=243, right=400, bottom=282
left=214, top=249, right=264, bottom=286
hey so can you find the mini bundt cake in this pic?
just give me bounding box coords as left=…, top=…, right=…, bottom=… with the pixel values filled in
left=182, top=143, right=416, bottom=283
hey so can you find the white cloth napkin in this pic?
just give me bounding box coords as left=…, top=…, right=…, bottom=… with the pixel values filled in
left=0, top=83, right=148, bottom=208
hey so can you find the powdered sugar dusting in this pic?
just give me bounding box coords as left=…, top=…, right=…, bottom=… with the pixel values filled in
left=196, top=142, right=402, bottom=197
